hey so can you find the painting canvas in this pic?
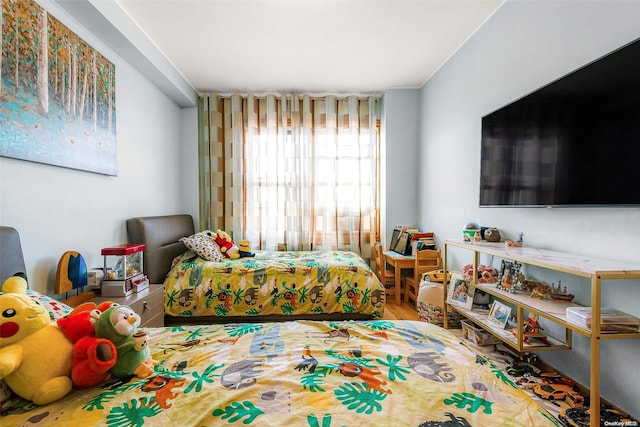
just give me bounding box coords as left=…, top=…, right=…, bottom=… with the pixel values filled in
left=0, top=0, right=117, bottom=175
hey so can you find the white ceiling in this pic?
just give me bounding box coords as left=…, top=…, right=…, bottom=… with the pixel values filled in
left=114, top=0, right=505, bottom=96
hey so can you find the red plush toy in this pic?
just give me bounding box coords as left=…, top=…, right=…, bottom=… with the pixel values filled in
left=214, top=229, right=239, bottom=259
left=57, top=302, right=118, bottom=389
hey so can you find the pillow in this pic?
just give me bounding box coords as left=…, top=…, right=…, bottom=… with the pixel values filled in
left=0, top=289, right=72, bottom=321
left=26, top=290, right=73, bottom=321
left=180, top=230, right=224, bottom=261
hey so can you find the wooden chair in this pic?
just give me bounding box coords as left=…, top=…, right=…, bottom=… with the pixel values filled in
left=373, top=242, right=398, bottom=301
left=404, top=249, right=441, bottom=306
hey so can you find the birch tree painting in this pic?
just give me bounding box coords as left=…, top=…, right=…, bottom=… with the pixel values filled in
left=0, top=0, right=117, bottom=175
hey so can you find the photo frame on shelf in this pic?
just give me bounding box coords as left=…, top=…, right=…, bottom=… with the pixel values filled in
left=497, top=260, right=523, bottom=292
left=447, top=274, right=475, bottom=310
left=488, top=300, right=512, bottom=329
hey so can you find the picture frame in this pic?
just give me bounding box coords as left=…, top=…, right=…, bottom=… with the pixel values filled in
left=488, top=300, right=512, bottom=329
left=389, top=229, right=401, bottom=252
left=447, top=274, right=475, bottom=310
left=393, top=231, right=411, bottom=255
left=497, top=260, right=523, bottom=292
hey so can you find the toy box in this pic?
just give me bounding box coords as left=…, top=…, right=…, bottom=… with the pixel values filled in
left=461, top=320, right=500, bottom=347
left=101, top=244, right=148, bottom=296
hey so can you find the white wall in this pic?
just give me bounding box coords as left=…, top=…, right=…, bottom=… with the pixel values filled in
left=180, top=107, right=200, bottom=230
left=418, top=0, right=640, bottom=417
left=0, top=1, right=185, bottom=294
left=380, top=89, right=420, bottom=248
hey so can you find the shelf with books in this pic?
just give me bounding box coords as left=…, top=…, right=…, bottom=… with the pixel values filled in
left=442, top=239, right=640, bottom=427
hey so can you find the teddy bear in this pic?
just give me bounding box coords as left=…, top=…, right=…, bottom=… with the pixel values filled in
left=95, top=304, right=157, bottom=378
left=237, top=240, right=255, bottom=257
left=0, top=274, right=74, bottom=405
left=214, top=229, right=240, bottom=259
left=56, top=301, right=118, bottom=389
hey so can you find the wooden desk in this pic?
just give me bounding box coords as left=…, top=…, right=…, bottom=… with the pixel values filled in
left=383, top=251, right=415, bottom=304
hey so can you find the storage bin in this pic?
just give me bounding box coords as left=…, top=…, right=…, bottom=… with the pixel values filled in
left=417, top=279, right=461, bottom=328
left=460, top=319, right=500, bottom=347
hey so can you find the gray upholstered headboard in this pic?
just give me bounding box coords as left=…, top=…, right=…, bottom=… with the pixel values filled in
left=126, top=214, right=195, bottom=284
left=0, top=226, right=27, bottom=284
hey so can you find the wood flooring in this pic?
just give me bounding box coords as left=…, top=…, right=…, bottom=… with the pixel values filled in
left=382, top=300, right=420, bottom=321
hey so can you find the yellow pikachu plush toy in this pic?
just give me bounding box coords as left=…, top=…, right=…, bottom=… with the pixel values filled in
left=0, top=275, right=74, bottom=405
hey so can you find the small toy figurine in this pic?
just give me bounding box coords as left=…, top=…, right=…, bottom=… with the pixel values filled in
left=550, top=280, right=575, bottom=302
left=237, top=240, right=255, bottom=258
left=530, top=281, right=551, bottom=299
left=514, top=314, right=551, bottom=345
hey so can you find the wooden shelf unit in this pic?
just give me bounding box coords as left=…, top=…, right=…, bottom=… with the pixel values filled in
left=442, top=240, right=640, bottom=427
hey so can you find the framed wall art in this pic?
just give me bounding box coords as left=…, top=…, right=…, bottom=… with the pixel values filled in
left=0, top=0, right=117, bottom=175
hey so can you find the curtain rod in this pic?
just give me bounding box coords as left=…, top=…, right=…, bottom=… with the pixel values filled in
left=197, top=92, right=383, bottom=100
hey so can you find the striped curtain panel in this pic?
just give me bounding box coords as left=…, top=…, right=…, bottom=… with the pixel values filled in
left=198, top=94, right=379, bottom=259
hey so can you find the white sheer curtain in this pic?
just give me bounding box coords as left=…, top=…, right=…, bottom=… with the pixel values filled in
left=198, top=93, right=379, bottom=258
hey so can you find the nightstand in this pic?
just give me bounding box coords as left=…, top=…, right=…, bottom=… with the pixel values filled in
left=93, top=284, right=164, bottom=328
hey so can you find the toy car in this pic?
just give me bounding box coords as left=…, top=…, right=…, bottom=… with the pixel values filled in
left=532, top=384, right=584, bottom=408
left=506, top=363, right=538, bottom=377
left=559, top=405, right=632, bottom=427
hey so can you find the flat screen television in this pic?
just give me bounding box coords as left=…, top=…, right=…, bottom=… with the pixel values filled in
left=479, top=38, right=640, bottom=207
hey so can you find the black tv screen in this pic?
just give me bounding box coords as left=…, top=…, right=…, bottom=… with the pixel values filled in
left=480, top=38, right=640, bottom=207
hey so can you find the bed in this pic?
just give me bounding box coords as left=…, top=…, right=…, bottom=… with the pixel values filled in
left=126, top=215, right=387, bottom=323
left=0, top=226, right=558, bottom=426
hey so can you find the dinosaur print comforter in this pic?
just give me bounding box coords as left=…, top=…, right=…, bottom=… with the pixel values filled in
left=163, top=250, right=386, bottom=319
left=1, top=320, right=558, bottom=426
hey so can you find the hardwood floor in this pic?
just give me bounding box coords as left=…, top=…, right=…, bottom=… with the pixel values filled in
left=383, top=300, right=420, bottom=321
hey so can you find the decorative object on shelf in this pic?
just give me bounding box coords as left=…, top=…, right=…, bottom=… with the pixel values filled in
left=529, top=281, right=551, bottom=299
left=55, top=250, right=94, bottom=307
left=462, top=263, right=498, bottom=284
left=504, top=233, right=524, bottom=248
left=488, top=300, right=511, bottom=329
left=484, top=227, right=501, bottom=242
left=514, top=314, right=551, bottom=345
left=446, top=274, right=475, bottom=310
left=462, top=222, right=481, bottom=241
left=472, top=290, right=491, bottom=309
left=550, top=280, right=575, bottom=302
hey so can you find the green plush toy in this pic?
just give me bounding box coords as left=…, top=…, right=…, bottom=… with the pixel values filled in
left=94, top=304, right=157, bottom=378
left=0, top=275, right=74, bottom=405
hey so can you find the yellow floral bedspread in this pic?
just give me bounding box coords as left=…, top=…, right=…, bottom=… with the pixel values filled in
left=1, top=320, right=559, bottom=427
left=163, top=250, right=386, bottom=318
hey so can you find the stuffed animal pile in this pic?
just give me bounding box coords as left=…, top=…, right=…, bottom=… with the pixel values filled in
left=0, top=274, right=156, bottom=406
